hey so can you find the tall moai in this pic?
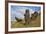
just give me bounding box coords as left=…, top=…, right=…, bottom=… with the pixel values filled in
left=24, top=9, right=30, bottom=24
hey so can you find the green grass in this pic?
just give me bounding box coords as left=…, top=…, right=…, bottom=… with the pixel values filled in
left=11, top=15, right=41, bottom=28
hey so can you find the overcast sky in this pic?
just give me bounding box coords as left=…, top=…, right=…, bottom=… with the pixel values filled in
left=11, top=6, right=41, bottom=21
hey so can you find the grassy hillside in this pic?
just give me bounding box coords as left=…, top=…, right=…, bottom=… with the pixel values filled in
left=11, top=15, right=41, bottom=28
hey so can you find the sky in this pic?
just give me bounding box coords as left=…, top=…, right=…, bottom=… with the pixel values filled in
left=11, top=6, right=41, bottom=21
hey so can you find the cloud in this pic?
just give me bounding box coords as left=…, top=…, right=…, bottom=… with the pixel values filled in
left=11, top=6, right=39, bottom=21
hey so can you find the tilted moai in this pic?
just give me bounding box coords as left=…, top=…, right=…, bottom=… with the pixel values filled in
left=24, top=9, right=30, bottom=24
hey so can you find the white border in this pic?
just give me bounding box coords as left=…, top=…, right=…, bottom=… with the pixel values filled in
left=8, top=3, right=43, bottom=32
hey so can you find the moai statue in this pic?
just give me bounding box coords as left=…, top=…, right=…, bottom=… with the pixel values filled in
left=24, top=9, right=30, bottom=25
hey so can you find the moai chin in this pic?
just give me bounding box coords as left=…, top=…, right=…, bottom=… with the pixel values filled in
left=24, top=9, right=30, bottom=24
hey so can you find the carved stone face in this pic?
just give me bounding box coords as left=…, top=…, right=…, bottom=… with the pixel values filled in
left=25, top=9, right=30, bottom=17
left=26, top=9, right=29, bottom=13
